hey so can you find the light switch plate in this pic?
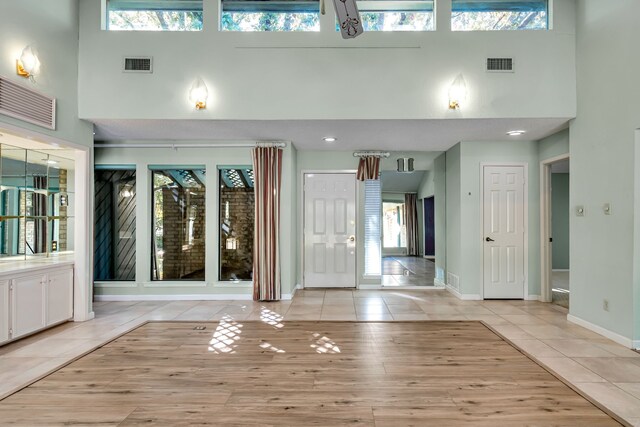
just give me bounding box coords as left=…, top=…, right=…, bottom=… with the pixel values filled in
left=576, top=205, right=585, bottom=216
left=604, top=203, right=611, bottom=215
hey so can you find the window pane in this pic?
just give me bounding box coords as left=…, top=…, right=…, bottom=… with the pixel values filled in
left=383, top=201, right=405, bottom=248
left=94, top=169, right=137, bottom=281
left=221, top=0, right=320, bottom=31
left=357, top=0, right=434, bottom=31
left=152, top=169, right=205, bottom=281
left=107, top=0, right=203, bottom=31
left=219, top=168, right=254, bottom=281
left=452, top=0, right=548, bottom=31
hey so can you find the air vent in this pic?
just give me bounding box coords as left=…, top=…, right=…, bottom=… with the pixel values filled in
left=0, top=76, right=56, bottom=130
left=123, top=57, right=153, bottom=73
left=486, top=57, right=514, bottom=72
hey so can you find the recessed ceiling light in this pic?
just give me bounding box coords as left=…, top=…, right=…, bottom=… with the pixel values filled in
left=507, top=130, right=526, bottom=136
left=323, top=137, right=337, bottom=143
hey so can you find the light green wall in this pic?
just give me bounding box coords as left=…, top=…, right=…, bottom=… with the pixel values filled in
left=458, top=141, right=541, bottom=297
left=445, top=144, right=461, bottom=288
left=551, top=173, right=570, bottom=270
left=539, top=128, right=570, bottom=161
left=433, top=154, right=447, bottom=283
left=571, top=0, right=640, bottom=344
left=94, top=143, right=297, bottom=297
left=77, top=1, right=577, bottom=122
left=418, top=171, right=434, bottom=200
left=0, top=0, right=93, bottom=147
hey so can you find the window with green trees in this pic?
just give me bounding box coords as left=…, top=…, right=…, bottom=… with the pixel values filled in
left=355, top=0, right=434, bottom=32
left=451, top=0, right=548, bottom=31
left=221, top=0, right=320, bottom=31
left=107, top=0, right=203, bottom=31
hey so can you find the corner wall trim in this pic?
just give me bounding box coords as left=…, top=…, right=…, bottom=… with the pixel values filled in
left=445, top=285, right=481, bottom=301
left=567, top=314, right=636, bottom=349
left=434, top=278, right=446, bottom=288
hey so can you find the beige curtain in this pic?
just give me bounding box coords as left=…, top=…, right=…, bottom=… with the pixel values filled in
left=404, top=193, right=419, bottom=256
left=356, top=156, right=380, bottom=181
left=252, top=146, right=283, bottom=301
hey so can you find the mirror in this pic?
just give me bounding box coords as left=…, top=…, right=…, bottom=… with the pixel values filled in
left=0, top=143, right=75, bottom=261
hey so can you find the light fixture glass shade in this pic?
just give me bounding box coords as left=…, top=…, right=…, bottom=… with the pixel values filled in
left=448, top=73, right=467, bottom=109
left=189, top=78, right=208, bottom=110
left=17, top=45, right=40, bottom=79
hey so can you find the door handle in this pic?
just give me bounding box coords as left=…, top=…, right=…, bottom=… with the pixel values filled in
left=349, top=235, right=356, bottom=242
left=485, top=237, right=494, bottom=242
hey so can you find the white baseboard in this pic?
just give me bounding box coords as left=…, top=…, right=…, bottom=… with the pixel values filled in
left=567, top=314, right=638, bottom=349
left=434, top=278, right=446, bottom=288
left=525, top=294, right=542, bottom=301
left=358, top=284, right=383, bottom=290
left=95, top=293, right=295, bottom=302
left=445, top=285, right=481, bottom=301
left=552, top=269, right=570, bottom=272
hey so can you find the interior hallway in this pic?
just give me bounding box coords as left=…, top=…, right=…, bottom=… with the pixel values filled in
left=1, top=290, right=640, bottom=424
left=382, top=256, right=436, bottom=287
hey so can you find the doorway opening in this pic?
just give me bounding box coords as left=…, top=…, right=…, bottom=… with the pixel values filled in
left=380, top=171, right=435, bottom=287
left=541, top=156, right=570, bottom=308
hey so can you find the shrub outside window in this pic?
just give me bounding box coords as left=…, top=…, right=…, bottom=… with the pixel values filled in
left=451, top=0, right=548, bottom=31
left=107, top=0, right=203, bottom=31
left=221, top=0, right=320, bottom=31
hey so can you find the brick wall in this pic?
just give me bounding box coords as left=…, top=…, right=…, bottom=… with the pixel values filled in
left=160, top=188, right=206, bottom=280
left=220, top=187, right=254, bottom=281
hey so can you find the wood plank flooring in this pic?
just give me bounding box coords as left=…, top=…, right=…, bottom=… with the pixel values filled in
left=0, top=321, right=621, bottom=426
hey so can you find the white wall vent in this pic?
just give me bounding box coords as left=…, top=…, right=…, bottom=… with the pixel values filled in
left=0, top=76, right=56, bottom=130
left=486, top=57, right=514, bottom=72
left=123, top=57, right=153, bottom=73
left=446, top=272, right=460, bottom=291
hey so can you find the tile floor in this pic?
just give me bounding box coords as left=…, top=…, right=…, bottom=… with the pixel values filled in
left=1, top=289, right=639, bottom=425
left=552, top=270, right=570, bottom=308
left=381, top=256, right=436, bottom=287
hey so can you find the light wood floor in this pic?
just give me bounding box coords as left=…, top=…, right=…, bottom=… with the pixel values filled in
left=0, top=320, right=620, bottom=426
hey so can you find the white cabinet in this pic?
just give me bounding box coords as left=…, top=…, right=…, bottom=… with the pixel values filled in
left=0, top=264, right=74, bottom=345
left=47, top=269, right=74, bottom=326
left=0, top=281, right=9, bottom=343
left=11, top=273, right=46, bottom=339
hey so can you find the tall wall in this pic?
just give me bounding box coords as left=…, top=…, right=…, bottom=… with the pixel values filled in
left=570, top=0, right=640, bottom=345
left=78, top=1, right=576, bottom=122
left=0, top=0, right=93, bottom=147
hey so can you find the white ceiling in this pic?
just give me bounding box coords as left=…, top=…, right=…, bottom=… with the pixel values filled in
left=93, top=118, right=570, bottom=152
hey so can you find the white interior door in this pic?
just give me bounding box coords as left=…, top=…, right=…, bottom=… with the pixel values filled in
left=304, top=173, right=357, bottom=288
left=483, top=165, right=526, bottom=299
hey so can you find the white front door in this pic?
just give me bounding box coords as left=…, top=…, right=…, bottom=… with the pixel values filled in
left=483, top=166, right=526, bottom=299
left=304, top=173, right=357, bottom=288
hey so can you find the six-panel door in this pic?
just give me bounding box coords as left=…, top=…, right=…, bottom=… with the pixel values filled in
left=483, top=166, right=526, bottom=299
left=304, top=173, right=357, bottom=288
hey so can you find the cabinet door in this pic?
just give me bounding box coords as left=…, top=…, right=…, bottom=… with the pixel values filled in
left=11, top=274, right=46, bottom=339
left=0, top=281, right=9, bottom=343
left=47, top=268, right=73, bottom=325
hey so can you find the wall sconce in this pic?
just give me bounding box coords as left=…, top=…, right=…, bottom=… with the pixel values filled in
left=189, top=78, right=208, bottom=110
left=16, top=45, right=40, bottom=81
left=226, top=237, right=238, bottom=250
left=120, top=184, right=134, bottom=198
left=448, top=74, right=467, bottom=109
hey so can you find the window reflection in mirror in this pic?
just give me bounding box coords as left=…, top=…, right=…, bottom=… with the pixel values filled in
left=0, top=143, right=75, bottom=261
left=152, top=168, right=206, bottom=281
left=219, top=167, right=254, bottom=282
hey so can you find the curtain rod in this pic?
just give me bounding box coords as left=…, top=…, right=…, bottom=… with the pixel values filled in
left=93, top=142, right=287, bottom=149
left=353, top=151, right=390, bottom=158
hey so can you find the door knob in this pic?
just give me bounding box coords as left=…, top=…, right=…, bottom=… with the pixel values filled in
left=349, top=235, right=356, bottom=242
left=485, top=237, right=494, bottom=242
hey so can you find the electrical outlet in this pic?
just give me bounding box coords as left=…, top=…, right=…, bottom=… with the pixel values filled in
left=603, top=299, right=609, bottom=311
